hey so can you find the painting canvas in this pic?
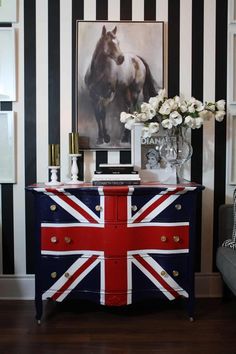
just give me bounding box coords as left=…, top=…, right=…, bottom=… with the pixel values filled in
left=76, top=21, right=164, bottom=150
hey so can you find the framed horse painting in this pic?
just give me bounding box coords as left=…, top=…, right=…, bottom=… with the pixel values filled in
left=76, top=21, right=164, bottom=150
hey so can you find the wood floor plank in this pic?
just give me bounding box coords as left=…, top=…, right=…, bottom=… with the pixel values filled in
left=0, top=298, right=235, bottom=354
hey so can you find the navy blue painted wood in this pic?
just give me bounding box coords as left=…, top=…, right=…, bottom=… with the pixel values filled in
left=27, top=184, right=203, bottom=321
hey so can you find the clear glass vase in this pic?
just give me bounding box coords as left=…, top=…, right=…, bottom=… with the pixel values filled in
left=159, top=126, right=193, bottom=183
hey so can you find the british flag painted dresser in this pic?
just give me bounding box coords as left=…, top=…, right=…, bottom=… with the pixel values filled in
left=27, top=182, right=204, bottom=323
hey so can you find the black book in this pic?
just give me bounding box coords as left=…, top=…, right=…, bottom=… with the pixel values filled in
left=92, top=180, right=140, bottom=186
left=97, top=164, right=136, bottom=174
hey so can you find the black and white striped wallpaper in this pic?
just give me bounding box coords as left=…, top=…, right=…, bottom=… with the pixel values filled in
left=0, top=0, right=228, bottom=278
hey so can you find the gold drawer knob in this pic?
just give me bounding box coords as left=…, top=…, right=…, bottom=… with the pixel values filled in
left=50, top=204, right=57, bottom=211
left=131, top=205, right=137, bottom=211
left=160, top=270, right=167, bottom=277
left=95, top=205, right=103, bottom=211
left=50, top=236, right=58, bottom=243
left=65, top=272, right=70, bottom=278
left=173, top=235, right=180, bottom=243
left=51, top=272, right=57, bottom=279
left=161, top=236, right=167, bottom=242
left=175, top=204, right=182, bottom=210
left=64, top=237, right=72, bottom=244
left=173, top=270, right=179, bottom=277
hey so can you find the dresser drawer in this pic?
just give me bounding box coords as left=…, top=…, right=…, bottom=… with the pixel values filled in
left=131, top=253, right=190, bottom=297
left=37, top=192, right=103, bottom=223
left=120, top=192, right=196, bottom=223
left=40, top=254, right=101, bottom=295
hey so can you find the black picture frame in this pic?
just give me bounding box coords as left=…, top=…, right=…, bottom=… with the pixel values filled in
left=75, top=20, right=164, bottom=150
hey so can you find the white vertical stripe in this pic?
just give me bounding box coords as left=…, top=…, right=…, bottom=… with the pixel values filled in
left=84, top=0, right=96, bottom=21
left=201, top=0, right=216, bottom=273
left=180, top=0, right=192, bottom=181
left=108, top=0, right=120, bottom=20
left=156, top=0, right=168, bottom=21
left=156, top=0, right=168, bottom=90
left=179, top=0, right=192, bottom=98
left=132, top=0, right=144, bottom=21
left=60, top=0, right=72, bottom=183
left=36, top=0, right=48, bottom=183
left=12, top=0, right=26, bottom=274
left=84, top=151, right=96, bottom=182
left=107, top=151, right=120, bottom=164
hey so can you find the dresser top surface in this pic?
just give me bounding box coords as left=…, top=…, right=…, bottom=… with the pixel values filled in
left=26, top=181, right=204, bottom=195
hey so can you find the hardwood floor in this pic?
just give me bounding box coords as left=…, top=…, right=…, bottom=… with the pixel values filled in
left=0, top=298, right=236, bottom=354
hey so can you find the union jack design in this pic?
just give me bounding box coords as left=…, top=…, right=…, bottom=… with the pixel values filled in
left=37, top=185, right=196, bottom=306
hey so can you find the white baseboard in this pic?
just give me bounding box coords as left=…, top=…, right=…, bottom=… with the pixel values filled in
left=0, top=273, right=223, bottom=300
left=0, top=274, right=35, bottom=299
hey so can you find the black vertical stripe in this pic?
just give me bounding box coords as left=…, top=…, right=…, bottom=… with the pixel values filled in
left=191, top=0, right=204, bottom=272
left=24, top=0, right=36, bottom=274
left=96, top=0, right=108, bottom=21
left=72, top=0, right=84, bottom=132
left=72, top=1, right=84, bottom=180
left=168, top=0, right=180, bottom=97
left=213, top=0, right=228, bottom=270
left=120, top=0, right=132, bottom=164
left=0, top=102, right=14, bottom=274
left=120, top=0, right=132, bottom=20
left=144, top=0, right=156, bottom=20
left=1, top=185, right=14, bottom=274
left=120, top=151, right=131, bottom=164
left=48, top=0, right=60, bottom=144
left=95, top=0, right=108, bottom=168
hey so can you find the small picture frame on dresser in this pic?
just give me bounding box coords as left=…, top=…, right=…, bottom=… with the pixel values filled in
left=131, top=123, right=174, bottom=182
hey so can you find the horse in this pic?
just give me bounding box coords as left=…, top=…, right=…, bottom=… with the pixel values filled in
left=85, top=25, right=158, bottom=145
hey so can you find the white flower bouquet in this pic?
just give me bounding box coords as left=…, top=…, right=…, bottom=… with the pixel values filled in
left=120, top=89, right=226, bottom=138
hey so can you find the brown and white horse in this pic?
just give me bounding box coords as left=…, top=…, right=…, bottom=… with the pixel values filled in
left=85, top=25, right=158, bottom=145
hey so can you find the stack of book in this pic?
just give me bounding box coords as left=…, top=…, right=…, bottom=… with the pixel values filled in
left=92, top=164, right=141, bottom=185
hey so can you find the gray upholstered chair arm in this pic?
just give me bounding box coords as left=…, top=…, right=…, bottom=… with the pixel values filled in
left=218, top=204, right=233, bottom=245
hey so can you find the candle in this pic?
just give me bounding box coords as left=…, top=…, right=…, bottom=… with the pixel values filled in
left=48, top=144, right=60, bottom=166
left=69, top=132, right=79, bottom=154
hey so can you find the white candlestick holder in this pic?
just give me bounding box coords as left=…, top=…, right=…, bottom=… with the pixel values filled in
left=67, top=154, right=83, bottom=184
left=45, top=166, right=63, bottom=186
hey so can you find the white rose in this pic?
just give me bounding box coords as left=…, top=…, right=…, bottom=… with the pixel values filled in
left=174, top=95, right=181, bottom=104
left=216, top=99, right=225, bottom=111
left=120, top=112, right=134, bottom=123
left=206, top=103, right=215, bottom=112
left=161, top=119, right=173, bottom=129
left=184, top=116, right=194, bottom=128
left=188, top=104, right=196, bottom=113
left=142, top=126, right=152, bottom=138
left=179, top=104, right=188, bottom=113
left=158, top=88, right=166, bottom=100
left=166, top=98, right=177, bottom=110
left=195, top=100, right=204, bottom=112
left=215, top=110, right=225, bottom=122
left=124, top=118, right=136, bottom=130
left=148, top=122, right=159, bottom=135
left=149, top=96, right=161, bottom=110
left=169, top=111, right=183, bottom=126
left=159, top=101, right=171, bottom=115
